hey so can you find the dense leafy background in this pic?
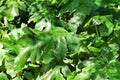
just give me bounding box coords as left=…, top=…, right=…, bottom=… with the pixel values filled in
left=0, top=0, right=120, bottom=80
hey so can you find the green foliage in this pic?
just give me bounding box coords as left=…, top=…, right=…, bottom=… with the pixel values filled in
left=0, top=0, right=120, bottom=80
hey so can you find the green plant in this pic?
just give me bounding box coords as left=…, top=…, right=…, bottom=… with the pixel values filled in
left=0, top=0, right=120, bottom=80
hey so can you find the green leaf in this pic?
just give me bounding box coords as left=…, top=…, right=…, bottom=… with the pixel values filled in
left=24, top=72, right=34, bottom=80
left=87, top=46, right=101, bottom=53
left=39, top=66, right=65, bottom=80
left=101, top=43, right=119, bottom=61
left=60, top=0, right=80, bottom=13
left=99, top=21, right=114, bottom=37
left=35, top=19, right=51, bottom=32
left=67, top=71, right=77, bottom=80
left=106, top=60, right=120, bottom=79
left=0, top=43, right=8, bottom=66
left=54, top=37, right=68, bottom=61
left=0, top=72, right=9, bottom=80
left=93, top=36, right=104, bottom=47
left=114, top=26, right=120, bottom=38
left=12, top=77, right=22, bottom=80
left=68, top=12, right=84, bottom=32
left=61, top=65, right=71, bottom=77
left=67, top=34, right=80, bottom=53
left=14, top=47, right=30, bottom=72
left=30, top=45, right=41, bottom=63
left=68, top=4, right=91, bottom=32
left=28, top=13, right=42, bottom=23
left=42, top=50, right=54, bottom=64
left=0, top=0, right=4, bottom=6
left=11, top=6, right=19, bottom=17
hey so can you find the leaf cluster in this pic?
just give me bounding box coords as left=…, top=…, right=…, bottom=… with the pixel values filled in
left=0, top=0, right=120, bottom=80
